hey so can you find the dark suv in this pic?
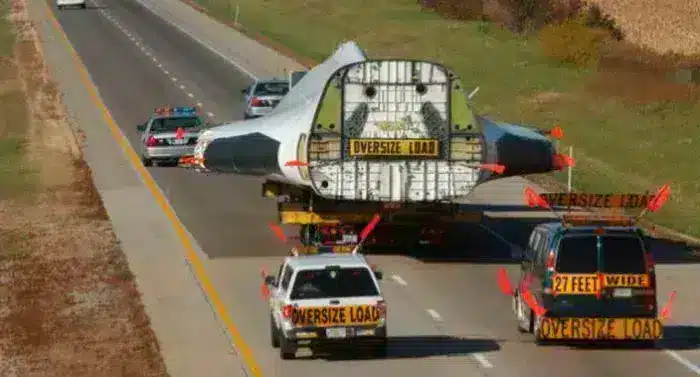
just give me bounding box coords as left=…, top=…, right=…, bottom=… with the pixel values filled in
left=512, top=221, right=662, bottom=344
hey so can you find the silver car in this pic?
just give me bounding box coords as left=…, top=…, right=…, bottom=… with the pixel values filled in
left=137, top=107, right=204, bottom=167
left=242, top=78, right=290, bottom=119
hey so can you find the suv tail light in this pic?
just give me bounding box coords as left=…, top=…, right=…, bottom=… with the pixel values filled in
left=645, top=253, right=655, bottom=272
left=251, top=97, right=266, bottom=107
left=282, top=305, right=294, bottom=319
left=545, top=251, right=555, bottom=271
left=375, top=300, right=387, bottom=317
left=146, top=136, right=163, bottom=147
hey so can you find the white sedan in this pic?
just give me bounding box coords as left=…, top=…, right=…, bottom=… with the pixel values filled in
left=57, top=0, right=87, bottom=10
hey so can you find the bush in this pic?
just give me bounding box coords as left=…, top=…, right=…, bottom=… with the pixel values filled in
left=433, top=0, right=485, bottom=21
left=583, top=4, right=624, bottom=40
left=539, top=17, right=609, bottom=66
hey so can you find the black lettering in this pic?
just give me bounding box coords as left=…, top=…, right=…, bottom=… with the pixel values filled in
left=371, top=307, right=380, bottom=321
left=392, top=141, right=401, bottom=154
left=540, top=318, right=550, bottom=338
left=627, top=194, right=639, bottom=208
left=641, top=320, right=654, bottom=339
left=631, top=319, right=642, bottom=339
left=581, top=318, right=593, bottom=339
left=329, top=308, right=337, bottom=324
left=606, top=319, right=616, bottom=339
left=596, top=318, right=608, bottom=339
left=561, top=319, right=570, bottom=338
left=339, top=308, right=347, bottom=324
left=550, top=319, right=561, bottom=338
left=349, top=306, right=356, bottom=323
left=605, top=275, right=620, bottom=286
left=570, top=318, right=581, bottom=339
left=313, top=308, right=321, bottom=324
left=321, top=308, right=329, bottom=324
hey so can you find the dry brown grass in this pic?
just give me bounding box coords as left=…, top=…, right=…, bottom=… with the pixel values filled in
left=0, top=1, right=167, bottom=375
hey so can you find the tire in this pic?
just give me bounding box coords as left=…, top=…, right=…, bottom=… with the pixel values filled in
left=279, top=336, right=295, bottom=360
left=270, top=316, right=280, bottom=348
left=141, top=156, right=153, bottom=167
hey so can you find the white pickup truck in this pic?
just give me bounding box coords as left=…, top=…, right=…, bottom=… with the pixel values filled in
left=264, top=253, right=387, bottom=359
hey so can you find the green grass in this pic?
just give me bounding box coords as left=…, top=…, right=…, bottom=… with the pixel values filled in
left=0, top=1, right=36, bottom=199
left=193, top=0, right=700, bottom=236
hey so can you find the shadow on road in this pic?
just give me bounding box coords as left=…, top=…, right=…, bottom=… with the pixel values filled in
left=645, top=236, right=700, bottom=264
left=309, top=336, right=501, bottom=361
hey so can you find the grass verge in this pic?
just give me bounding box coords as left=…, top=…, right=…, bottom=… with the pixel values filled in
left=0, top=1, right=167, bottom=375
left=188, top=0, right=700, bottom=236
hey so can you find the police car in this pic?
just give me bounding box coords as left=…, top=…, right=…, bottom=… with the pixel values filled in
left=512, top=212, right=663, bottom=345
left=136, top=106, right=204, bottom=167
left=263, top=252, right=387, bottom=359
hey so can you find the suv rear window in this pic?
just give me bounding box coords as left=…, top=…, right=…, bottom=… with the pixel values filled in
left=151, top=116, right=202, bottom=132
left=556, top=236, right=598, bottom=273
left=555, top=234, right=647, bottom=274
left=254, top=82, right=289, bottom=96
left=600, top=235, right=646, bottom=274
left=290, top=267, right=378, bottom=300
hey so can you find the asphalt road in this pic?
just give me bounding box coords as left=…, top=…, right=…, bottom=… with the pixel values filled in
left=54, top=1, right=700, bottom=376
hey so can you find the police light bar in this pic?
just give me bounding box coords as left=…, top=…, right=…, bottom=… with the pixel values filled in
left=154, top=106, right=170, bottom=115
left=172, top=106, right=198, bottom=115
left=562, top=214, right=636, bottom=227
left=539, top=192, right=654, bottom=209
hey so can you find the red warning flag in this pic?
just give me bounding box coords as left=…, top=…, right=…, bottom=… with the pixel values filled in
left=497, top=267, right=513, bottom=295
left=647, top=184, right=671, bottom=212
left=479, top=164, right=506, bottom=175
left=360, top=214, right=381, bottom=242
left=523, top=289, right=547, bottom=317
left=268, top=222, right=288, bottom=243
left=285, top=160, right=308, bottom=167
left=525, top=187, right=550, bottom=209
left=552, top=153, right=575, bottom=170
left=175, top=126, right=184, bottom=140
left=549, top=125, right=564, bottom=139
left=660, top=290, right=677, bottom=321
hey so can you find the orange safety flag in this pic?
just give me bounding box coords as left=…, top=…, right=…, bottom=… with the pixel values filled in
left=647, top=184, right=671, bottom=212
left=552, top=153, right=575, bottom=170
left=260, top=282, right=270, bottom=300
left=660, top=290, right=677, bottom=321
left=360, top=214, right=381, bottom=242
left=497, top=267, right=513, bottom=295
left=285, top=160, right=308, bottom=167
left=523, top=289, right=547, bottom=317
left=268, top=222, right=288, bottom=243
left=175, top=126, right=184, bottom=140
left=549, top=125, right=564, bottom=139
left=525, top=187, right=551, bottom=209
left=480, top=164, right=506, bottom=175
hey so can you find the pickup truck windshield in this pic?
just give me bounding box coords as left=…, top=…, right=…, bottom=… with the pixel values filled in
left=555, top=234, right=646, bottom=274
left=290, top=267, right=378, bottom=300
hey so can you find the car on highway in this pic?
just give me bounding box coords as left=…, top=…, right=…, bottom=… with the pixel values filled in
left=263, top=253, right=387, bottom=359
left=137, top=106, right=204, bottom=167
left=512, top=215, right=662, bottom=345
left=241, top=78, right=289, bottom=119
left=57, top=0, right=87, bottom=10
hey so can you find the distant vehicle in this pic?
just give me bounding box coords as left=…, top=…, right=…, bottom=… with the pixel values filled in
left=241, top=78, right=290, bottom=119
left=137, top=106, right=204, bottom=167
left=513, top=212, right=662, bottom=345
left=263, top=253, right=387, bottom=359
left=57, top=0, right=87, bottom=10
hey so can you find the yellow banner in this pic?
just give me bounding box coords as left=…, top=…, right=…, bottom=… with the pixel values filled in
left=540, top=193, right=653, bottom=208
left=552, top=274, right=650, bottom=295
left=348, top=139, right=439, bottom=157
left=539, top=317, right=663, bottom=340
left=291, top=305, right=382, bottom=327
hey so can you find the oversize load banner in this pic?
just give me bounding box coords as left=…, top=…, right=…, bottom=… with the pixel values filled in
left=552, top=273, right=650, bottom=295
left=291, top=305, right=382, bottom=327
left=539, top=193, right=654, bottom=208
left=348, top=139, right=439, bottom=157
left=539, top=317, right=663, bottom=340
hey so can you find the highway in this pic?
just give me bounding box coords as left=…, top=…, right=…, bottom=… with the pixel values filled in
left=53, top=0, right=700, bottom=376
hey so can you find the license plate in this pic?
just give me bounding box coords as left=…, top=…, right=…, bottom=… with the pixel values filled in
left=325, top=328, right=347, bottom=339
left=613, top=288, right=632, bottom=298
left=172, top=139, right=187, bottom=145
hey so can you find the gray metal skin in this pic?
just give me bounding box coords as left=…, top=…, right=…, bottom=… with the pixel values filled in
left=138, top=115, right=202, bottom=166
left=242, top=78, right=290, bottom=119
left=193, top=41, right=560, bottom=203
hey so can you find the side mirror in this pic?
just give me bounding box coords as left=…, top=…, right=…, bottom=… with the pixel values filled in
left=374, top=270, right=383, bottom=281
left=264, top=275, right=277, bottom=286
left=136, top=124, right=146, bottom=132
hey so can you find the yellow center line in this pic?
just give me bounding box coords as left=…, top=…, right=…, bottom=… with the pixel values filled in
left=42, top=3, right=263, bottom=376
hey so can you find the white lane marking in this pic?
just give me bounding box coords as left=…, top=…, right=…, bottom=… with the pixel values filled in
left=145, top=51, right=151, bottom=56
left=196, top=102, right=203, bottom=107
left=665, top=350, right=700, bottom=375
left=179, top=84, right=185, bottom=90
left=206, top=112, right=215, bottom=118
left=133, top=0, right=258, bottom=80
left=187, top=93, right=194, bottom=98
left=391, top=274, right=407, bottom=286
left=152, top=57, right=158, bottom=63
left=171, top=77, right=178, bottom=82
left=473, top=353, right=493, bottom=369
left=163, top=69, right=169, bottom=74
left=427, top=309, right=442, bottom=321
